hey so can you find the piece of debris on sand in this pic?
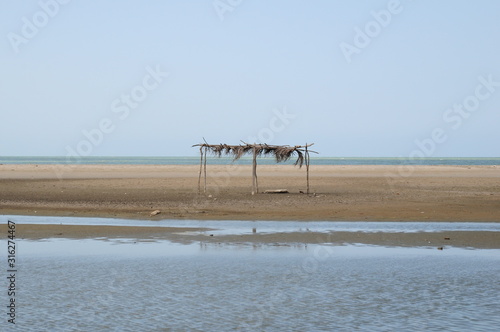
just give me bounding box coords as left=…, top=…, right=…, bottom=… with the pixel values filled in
left=150, top=210, right=161, bottom=216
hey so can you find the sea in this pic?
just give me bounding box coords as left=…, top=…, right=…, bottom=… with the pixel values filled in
left=1, top=156, right=499, bottom=166
left=2, top=216, right=500, bottom=331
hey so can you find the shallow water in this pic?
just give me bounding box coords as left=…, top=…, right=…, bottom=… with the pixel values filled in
left=5, top=215, right=500, bottom=236
left=4, top=237, right=500, bottom=331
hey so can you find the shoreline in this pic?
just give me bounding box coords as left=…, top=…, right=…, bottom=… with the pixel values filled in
left=1, top=164, right=499, bottom=222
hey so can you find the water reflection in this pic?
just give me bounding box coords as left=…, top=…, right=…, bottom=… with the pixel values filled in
left=18, top=237, right=500, bottom=257
left=4, top=214, right=500, bottom=235
left=10, top=238, right=500, bottom=331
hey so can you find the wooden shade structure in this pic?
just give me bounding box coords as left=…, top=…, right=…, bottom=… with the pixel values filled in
left=193, top=141, right=316, bottom=195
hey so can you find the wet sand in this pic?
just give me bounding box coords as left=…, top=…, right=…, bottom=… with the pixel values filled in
left=6, top=224, right=500, bottom=249
left=1, top=164, right=499, bottom=222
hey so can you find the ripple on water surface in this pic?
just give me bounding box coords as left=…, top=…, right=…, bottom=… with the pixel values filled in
left=10, top=238, right=500, bottom=331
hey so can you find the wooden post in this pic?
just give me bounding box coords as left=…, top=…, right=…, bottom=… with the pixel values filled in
left=203, top=146, right=207, bottom=193
left=255, top=157, right=259, bottom=194
left=305, top=143, right=310, bottom=195
left=198, top=147, right=203, bottom=194
left=252, top=146, right=258, bottom=195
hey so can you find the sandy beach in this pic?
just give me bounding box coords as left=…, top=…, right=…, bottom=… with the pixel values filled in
left=1, top=164, right=499, bottom=221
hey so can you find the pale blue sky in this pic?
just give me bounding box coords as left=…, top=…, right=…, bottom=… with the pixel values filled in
left=1, top=0, right=499, bottom=157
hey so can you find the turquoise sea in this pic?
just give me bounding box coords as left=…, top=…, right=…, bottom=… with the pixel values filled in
left=1, top=156, right=499, bottom=165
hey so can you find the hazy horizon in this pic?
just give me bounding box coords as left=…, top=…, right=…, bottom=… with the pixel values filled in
left=2, top=155, right=499, bottom=159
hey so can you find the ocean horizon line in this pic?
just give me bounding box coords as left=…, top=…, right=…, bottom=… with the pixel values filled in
left=1, top=156, right=499, bottom=166
left=2, top=155, right=499, bottom=159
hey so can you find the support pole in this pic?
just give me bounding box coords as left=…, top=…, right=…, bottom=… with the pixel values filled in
left=198, top=147, right=203, bottom=194
left=305, top=143, right=310, bottom=195
left=252, top=146, right=258, bottom=195
left=203, top=146, right=207, bottom=193
left=255, top=158, right=259, bottom=194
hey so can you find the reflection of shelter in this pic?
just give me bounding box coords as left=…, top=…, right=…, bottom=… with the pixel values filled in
left=193, top=141, right=316, bottom=195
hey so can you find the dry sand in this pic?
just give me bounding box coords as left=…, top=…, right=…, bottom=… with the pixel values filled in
left=1, top=164, right=499, bottom=222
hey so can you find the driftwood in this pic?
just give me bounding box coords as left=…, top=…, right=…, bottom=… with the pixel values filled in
left=264, top=189, right=289, bottom=194
left=193, top=141, right=317, bottom=194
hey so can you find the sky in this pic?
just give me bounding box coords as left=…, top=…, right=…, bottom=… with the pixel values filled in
left=1, top=0, right=499, bottom=157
